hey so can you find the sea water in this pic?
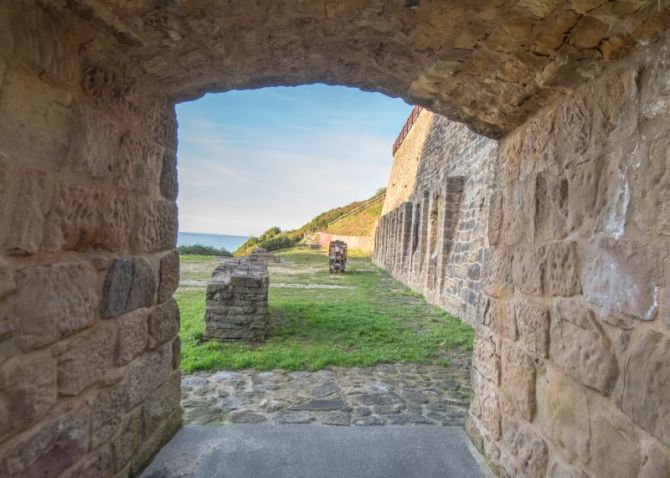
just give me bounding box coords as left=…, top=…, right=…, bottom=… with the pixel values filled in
left=177, top=232, right=249, bottom=253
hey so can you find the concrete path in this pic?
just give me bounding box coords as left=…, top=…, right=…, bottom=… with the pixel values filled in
left=140, top=424, right=489, bottom=478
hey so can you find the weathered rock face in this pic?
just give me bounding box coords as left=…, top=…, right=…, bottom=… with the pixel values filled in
left=204, top=258, right=270, bottom=341
left=0, top=0, right=669, bottom=476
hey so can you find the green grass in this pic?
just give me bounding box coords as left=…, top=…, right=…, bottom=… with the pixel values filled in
left=177, top=250, right=474, bottom=372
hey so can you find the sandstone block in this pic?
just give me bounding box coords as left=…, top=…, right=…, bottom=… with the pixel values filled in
left=91, top=381, right=129, bottom=449
left=501, top=343, right=536, bottom=421
left=534, top=174, right=568, bottom=242
left=640, top=439, right=670, bottom=478
left=102, top=256, right=156, bottom=318
left=487, top=190, right=503, bottom=247
left=16, top=261, right=97, bottom=350
left=148, top=298, right=180, bottom=349
left=471, top=370, right=501, bottom=440
left=589, top=413, right=641, bottom=478
left=483, top=247, right=513, bottom=298
left=543, top=241, right=581, bottom=296
left=0, top=260, right=15, bottom=300
left=5, top=169, right=52, bottom=255
left=536, top=366, right=590, bottom=464
left=1, top=406, right=90, bottom=478
left=0, top=157, right=8, bottom=230
left=488, top=299, right=517, bottom=340
left=566, top=156, right=605, bottom=234
left=472, top=333, right=500, bottom=385
left=501, top=178, right=535, bottom=246
left=550, top=297, right=618, bottom=394
left=621, top=329, right=670, bottom=447
left=512, top=247, right=543, bottom=296
left=157, top=250, right=179, bottom=303
left=160, top=149, right=178, bottom=200
left=127, top=342, right=172, bottom=408
left=132, top=199, right=178, bottom=252
left=570, top=16, right=609, bottom=49
left=501, top=416, right=548, bottom=478
left=0, top=65, right=74, bottom=171
left=112, top=409, right=141, bottom=472
left=582, top=239, right=661, bottom=321
left=142, top=372, right=181, bottom=435
left=61, top=444, right=114, bottom=478
left=116, top=309, right=148, bottom=365
left=58, top=324, right=115, bottom=396
left=0, top=351, right=57, bottom=437
left=514, top=298, right=550, bottom=357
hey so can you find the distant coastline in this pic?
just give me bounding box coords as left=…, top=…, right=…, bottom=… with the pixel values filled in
left=177, top=232, right=249, bottom=253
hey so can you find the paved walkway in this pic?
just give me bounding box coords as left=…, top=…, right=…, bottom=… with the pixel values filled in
left=140, top=424, right=488, bottom=478
left=182, top=360, right=472, bottom=427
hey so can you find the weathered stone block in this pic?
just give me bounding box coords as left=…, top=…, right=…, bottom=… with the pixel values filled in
left=534, top=174, right=568, bottom=242
left=58, top=324, right=115, bottom=396
left=143, top=372, right=181, bottom=435
left=621, top=329, right=670, bottom=447
left=501, top=178, right=535, bottom=246
left=61, top=444, right=114, bottom=478
left=16, top=261, right=97, bottom=350
left=112, top=409, right=141, bottom=472
left=472, top=333, right=500, bottom=385
left=91, top=381, right=129, bottom=449
left=204, top=258, right=269, bottom=341
left=501, top=343, right=536, bottom=421
left=0, top=260, right=16, bottom=300
left=488, top=299, right=517, bottom=340
left=487, top=190, right=503, bottom=247
left=501, top=416, right=548, bottom=478
left=132, top=199, right=178, bottom=252
left=102, top=256, right=156, bottom=318
left=582, top=239, right=662, bottom=321
left=0, top=65, right=75, bottom=172
left=160, top=149, right=178, bottom=200
left=0, top=351, right=57, bottom=437
left=543, top=241, right=581, bottom=296
left=1, top=406, right=90, bottom=478
left=157, top=250, right=179, bottom=303
left=116, top=309, right=148, bottom=365
left=514, top=298, right=550, bottom=357
left=126, top=342, right=172, bottom=408
left=483, top=247, right=513, bottom=298
left=589, top=413, right=642, bottom=478
left=512, top=247, right=543, bottom=296
left=536, top=366, right=590, bottom=464
left=550, top=297, right=618, bottom=394
left=148, top=298, right=180, bottom=348
left=471, top=370, right=501, bottom=440
left=4, top=169, right=53, bottom=255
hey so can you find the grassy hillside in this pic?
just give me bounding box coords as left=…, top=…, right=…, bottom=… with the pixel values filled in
left=234, top=189, right=385, bottom=255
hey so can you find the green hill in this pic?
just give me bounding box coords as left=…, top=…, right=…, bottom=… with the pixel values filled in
left=234, top=189, right=385, bottom=255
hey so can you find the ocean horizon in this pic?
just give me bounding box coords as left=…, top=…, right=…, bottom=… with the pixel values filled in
left=177, top=232, right=249, bottom=253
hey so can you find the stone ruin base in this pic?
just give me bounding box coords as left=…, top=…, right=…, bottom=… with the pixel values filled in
left=249, top=248, right=280, bottom=263
left=204, top=258, right=269, bottom=341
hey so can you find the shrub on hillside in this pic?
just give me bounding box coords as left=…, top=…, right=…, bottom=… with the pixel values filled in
left=177, top=244, right=232, bottom=256
left=234, top=226, right=301, bottom=256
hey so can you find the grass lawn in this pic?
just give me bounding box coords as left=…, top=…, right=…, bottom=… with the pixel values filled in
left=177, top=247, right=474, bottom=372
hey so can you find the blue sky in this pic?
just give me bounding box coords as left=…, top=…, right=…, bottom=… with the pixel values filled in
left=176, top=84, right=413, bottom=236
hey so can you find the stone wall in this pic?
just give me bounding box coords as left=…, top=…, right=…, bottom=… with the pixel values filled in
left=465, top=36, right=670, bottom=478
left=204, top=258, right=269, bottom=341
left=0, top=4, right=181, bottom=476
left=373, top=33, right=670, bottom=478
left=374, top=111, right=498, bottom=324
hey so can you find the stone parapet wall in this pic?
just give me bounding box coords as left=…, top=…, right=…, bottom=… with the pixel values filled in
left=204, top=258, right=269, bottom=341
left=374, top=112, right=498, bottom=324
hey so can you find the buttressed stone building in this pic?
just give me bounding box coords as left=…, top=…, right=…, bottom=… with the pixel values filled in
left=0, top=1, right=669, bottom=477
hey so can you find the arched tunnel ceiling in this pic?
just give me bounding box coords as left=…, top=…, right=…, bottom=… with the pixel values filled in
left=57, top=0, right=670, bottom=138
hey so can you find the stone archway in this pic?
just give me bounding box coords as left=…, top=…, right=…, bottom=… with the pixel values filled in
left=0, top=1, right=669, bottom=477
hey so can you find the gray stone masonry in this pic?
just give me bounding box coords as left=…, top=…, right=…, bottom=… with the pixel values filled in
left=204, top=258, right=269, bottom=341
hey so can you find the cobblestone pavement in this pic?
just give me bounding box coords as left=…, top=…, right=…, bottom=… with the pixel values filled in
left=181, top=355, right=472, bottom=427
